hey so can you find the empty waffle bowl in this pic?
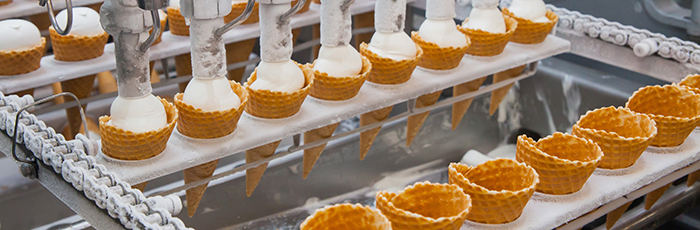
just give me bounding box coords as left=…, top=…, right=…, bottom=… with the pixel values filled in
left=625, top=85, right=700, bottom=147
left=300, top=203, right=391, bottom=230
left=572, top=106, right=657, bottom=169
left=448, top=159, right=539, bottom=224
left=679, top=74, right=700, bottom=95
left=375, top=181, right=472, bottom=230
left=516, top=133, right=603, bottom=194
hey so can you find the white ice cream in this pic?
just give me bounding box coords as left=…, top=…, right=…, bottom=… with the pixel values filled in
left=169, top=0, right=180, bottom=8
left=0, top=19, right=42, bottom=51
left=182, top=77, right=241, bottom=111
left=367, top=31, right=417, bottom=60
left=249, top=60, right=305, bottom=93
left=109, top=95, right=168, bottom=133
left=56, top=7, right=104, bottom=36
left=508, top=0, right=549, bottom=23
left=418, top=19, right=467, bottom=48
left=463, top=7, right=506, bottom=34
left=313, top=45, right=363, bottom=77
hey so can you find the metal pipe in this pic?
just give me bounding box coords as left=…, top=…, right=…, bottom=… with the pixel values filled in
left=374, top=0, right=406, bottom=32
left=189, top=18, right=227, bottom=79
left=259, top=3, right=294, bottom=62
left=319, top=0, right=353, bottom=46
left=41, top=0, right=73, bottom=35
left=113, top=32, right=153, bottom=98
left=139, top=10, right=162, bottom=52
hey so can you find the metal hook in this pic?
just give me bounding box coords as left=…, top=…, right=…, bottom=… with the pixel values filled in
left=279, top=0, right=307, bottom=24
left=139, top=10, right=162, bottom=52
left=39, top=0, right=73, bottom=35
left=215, top=0, right=256, bottom=37
left=11, top=92, right=88, bottom=164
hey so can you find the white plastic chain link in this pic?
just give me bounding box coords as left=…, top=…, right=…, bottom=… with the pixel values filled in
left=0, top=92, right=190, bottom=230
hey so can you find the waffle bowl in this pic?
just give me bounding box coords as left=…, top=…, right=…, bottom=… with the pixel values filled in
left=0, top=0, right=12, bottom=6
left=448, top=159, right=539, bottom=224
left=375, top=181, right=472, bottom=230
left=502, top=8, right=558, bottom=44
left=410, top=31, right=470, bottom=70
left=625, top=85, right=700, bottom=147
left=243, top=62, right=314, bottom=118
left=572, top=106, right=657, bottom=169
left=458, top=15, right=517, bottom=56
left=167, top=7, right=189, bottom=36
left=300, top=203, right=391, bottom=230
left=516, top=133, right=603, bottom=194
left=0, top=37, right=46, bottom=75
left=49, top=28, right=109, bottom=61
left=308, top=56, right=371, bottom=100
left=359, top=42, right=423, bottom=84
left=225, top=2, right=260, bottom=25
left=174, top=81, right=248, bottom=139
left=680, top=74, right=700, bottom=94
left=99, top=97, right=178, bottom=160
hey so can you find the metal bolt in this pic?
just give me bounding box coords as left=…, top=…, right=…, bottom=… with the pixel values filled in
left=19, top=163, right=37, bottom=179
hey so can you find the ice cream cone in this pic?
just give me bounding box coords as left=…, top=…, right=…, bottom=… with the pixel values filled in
left=151, top=13, right=168, bottom=46
left=301, top=203, right=391, bottom=230
left=360, top=106, right=393, bottom=160
left=448, top=159, right=539, bottom=224
left=49, top=27, right=109, bottom=61
left=99, top=97, right=178, bottom=160
left=375, top=181, right=472, bottom=230
left=52, top=83, right=64, bottom=104
left=246, top=140, right=282, bottom=196
left=502, top=8, right=558, bottom=44
left=225, top=38, right=257, bottom=82
left=0, top=0, right=12, bottom=6
left=303, top=123, right=338, bottom=179
left=243, top=62, right=313, bottom=118
left=149, top=61, right=161, bottom=83
left=490, top=65, right=526, bottom=115
left=359, top=42, right=422, bottom=85
left=410, top=31, right=470, bottom=70
left=174, top=81, right=248, bottom=139
left=0, top=37, right=46, bottom=75
left=312, top=24, right=320, bottom=59
left=688, top=169, right=700, bottom=186
left=184, top=159, right=219, bottom=217
left=97, top=71, right=117, bottom=94
left=224, top=2, right=260, bottom=25
left=679, top=74, right=700, bottom=94
left=353, top=12, right=374, bottom=48
left=61, top=75, right=96, bottom=137
left=625, top=84, right=700, bottom=147
left=131, top=182, right=148, bottom=191
left=458, top=16, right=517, bottom=57
left=292, top=28, right=302, bottom=45
left=406, top=90, right=442, bottom=147
left=167, top=7, right=190, bottom=36
left=572, top=106, right=657, bottom=169
left=644, top=183, right=671, bottom=210
left=308, top=56, right=371, bottom=101
left=606, top=201, right=633, bottom=229
left=516, top=133, right=603, bottom=195
left=451, top=77, right=486, bottom=130
left=174, top=53, right=192, bottom=92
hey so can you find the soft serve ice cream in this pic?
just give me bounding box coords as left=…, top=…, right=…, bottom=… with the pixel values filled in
left=367, top=32, right=417, bottom=60
left=182, top=77, right=241, bottom=111
left=313, top=45, right=362, bottom=77
left=508, top=0, right=548, bottom=22
left=0, top=19, right=42, bottom=51
left=419, top=20, right=467, bottom=48
left=463, top=0, right=505, bottom=33
left=249, top=60, right=305, bottom=92
left=109, top=95, right=168, bottom=133
left=57, top=7, right=104, bottom=36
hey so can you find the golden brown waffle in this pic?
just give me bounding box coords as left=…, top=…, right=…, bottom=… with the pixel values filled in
left=246, top=140, right=282, bottom=196
left=572, top=106, right=657, bottom=169
left=308, top=56, right=371, bottom=100
left=451, top=77, right=487, bottom=130
left=0, top=37, right=46, bottom=75
left=458, top=16, right=517, bottom=56
left=184, top=160, right=219, bottom=217
left=606, top=201, right=633, bottom=229
left=225, top=2, right=260, bottom=25
left=243, top=62, right=313, bottom=118
left=174, top=81, right=248, bottom=139
left=99, top=97, right=178, bottom=160
left=167, top=7, right=190, bottom=36
left=625, top=84, right=700, bottom=147
left=359, top=42, right=423, bottom=84
left=502, top=8, right=558, bottom=44
left=516, top=133, right=603, bottom=195
left=360, top=106, right=393, bottom=160
left=680, top=74, right=700, bottom=94
left=151, top=14, right=168, bottom=46
left=303, top=123, right=339, bottom=179
left=448, top=159, right=539, bottom=224
left=0, top=0, right=12, bottom=6
left=490, top=65, right=526, bottom=115
left=410, top=31, right=470, bottom=70
left=312, top=0, right=320, bottom=4
left=291, top=0, right=312, bottom=14
left=406, top=90, right=442, bottom=146
left=644, top=183, right=671, bottom=210
left=49, top=28, right=109, bottom=61
left=375, top=181, right=472, bottom=230
left=301, top=203, right=391, bottom=230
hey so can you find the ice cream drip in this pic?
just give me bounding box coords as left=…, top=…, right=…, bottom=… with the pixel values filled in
left=508, top=0, right=548, bottom=22
left=463, top=0, right=505, bottom=34
left=313, top=0, right=362, bottom=77
left=419, top=0, right=466, bottom=48
left=367, top=0, right=416, bottom=60
left=0, top=19, right=42, bottom=51
left=109, top=95, right=168, bottom=133
left=57, top=7, right=105, bottom=36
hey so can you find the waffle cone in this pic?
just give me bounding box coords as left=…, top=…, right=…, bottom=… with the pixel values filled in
left=301, top=203, right=390, bottom=230
left=225, top=39, right=257, bottom=82
left=448, top=159, right=539, bottom=224
left=679, top=74, right=700, bottom=93
left=410, top=31, right=470, bottom=70
left=516, top=133, right=603, bottom=195
left=167, top=7, right=190, bottom=36
left=308, top=56, right=371, bottom=100
left=184, top=160, right=219, bottom=217
left=174, top=53, right=192, bottom=92
left=406, top=90, right=442, bottom=147
left=359, top=42, right=422, bottom=84
left=99, top=97, right=177, bottom=160
left=606, top=201, right=633, bottom=229
left=225, top=2, right=260, bottom=25
left=502, top=8, right=558, bottom=44
left=97, top=71, right=118, bottom=94
left=458, top=16, right=517, bottom=56
left=291, top=0, right=312, bottom=14
left=572, top=106, right=657, bottom=169
left=490, top=65, right=525, bottom=115
left=62, top=75, right=96, bottom=137
left=293, top=28, right=302, bottom=45
left=303, top=123, right=339, bottom=179
left=360, top=106, right=393, bottom=160
left=244, top=62, right=313, bottom=118
left=246, top=140, right=281, bottom=196
left=625, top=84, right=700, bottom=147
left=644, top=183, right=671, bottom=210
left=0, top=0, right=12, bottom=6
left=312, top=0, right=320, bottom=4
left=151, top=15, right=168, bottom=46
left=0, top=37, right=46, bottom=75
left=375, top=181, right=472, bottom=230
left=49, top=28, right=108, bottom=62
left=451, top=77, right=487, bottom=130
left=131, top=182, right=148, bottom=191
left=174, top=81, right=248, bottom=139
left=312, top=24, right=320, bottom=59
left=688, top=169, right=700, bottom=186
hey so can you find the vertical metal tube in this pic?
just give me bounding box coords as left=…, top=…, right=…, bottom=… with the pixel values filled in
left=259, top=3, right=293, bottom=62
left=320, top=0, right=352, bottom=46
left=189, top=18, right=227, bottom=79
left=374, top=0, right=406, bottom=33
left=113, top=32, right=153, bottom=98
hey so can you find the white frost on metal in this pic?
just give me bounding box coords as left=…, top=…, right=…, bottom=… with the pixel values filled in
left=189, top=18, right=228, bottom=79
left=425, top=0, right=456, bottom=20
left=259, top=3, right=294, bottom=62
left=374, top=0, right=406, bottom=32
left=320, top=0, right=352, bottom=46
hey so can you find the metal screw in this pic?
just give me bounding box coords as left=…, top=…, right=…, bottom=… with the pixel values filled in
left=19, top=163, right=37, bottom=179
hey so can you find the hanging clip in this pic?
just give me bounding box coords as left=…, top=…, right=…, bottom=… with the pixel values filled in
left=39, top=0, right=73, bottom=35
left=279, top=0, right=306, bottom=24
left=215, top=0, right=256, bottom=37
left=137, top=0, right=168, bottom=51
